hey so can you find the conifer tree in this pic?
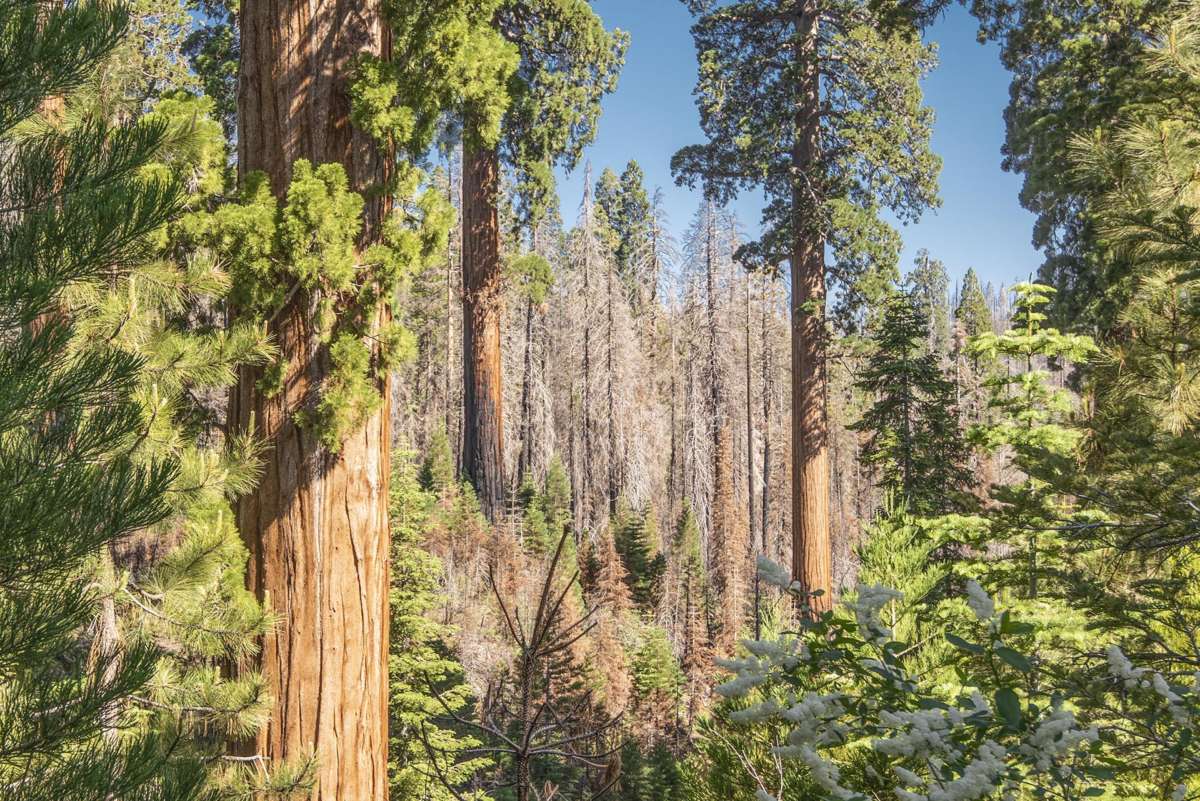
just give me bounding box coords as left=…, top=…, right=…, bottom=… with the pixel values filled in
left=851, top=291, right=970, bottom=514
left=613, top=504, right=666, bottom=612
left=955, top=268, right=992, bottom=342
left=388, top=454, right=488, bottom=801
left=672, top=0, right=941, bottom=612
left=218, top=2, right=478, bottom=795
left=966, top=283, right=1096, bottom=599
left=459, top=2, right=626, bottom=519
left=596, top=160, right=654, bottom=312
left=672, top=503, right=712, bottom=726
left=971, top=0, right=1181, bottom=328
left=0, top=3, right=208, bottom=797
left=906, top=249, right=951, bottom=358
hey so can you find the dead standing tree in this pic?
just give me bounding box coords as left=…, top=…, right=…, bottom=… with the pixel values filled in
left=423, top=531, right=624, bottom=801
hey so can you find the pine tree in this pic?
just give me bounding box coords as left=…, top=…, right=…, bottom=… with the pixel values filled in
left=0, top=3, right=207, bottom=797
left=971, top=0, right=1180, bottom=329
left=672, top=0, right=941, bottom=612
left=65, top=93, right=302, bottom=796
left=851, top=292, right=970, bottom=514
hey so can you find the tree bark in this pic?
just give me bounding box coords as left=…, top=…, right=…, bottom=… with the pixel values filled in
left=462, top=142, right=506, bottom=520
left=790, top=0, right=832, bottom=615
left=233, top=1, right=391, bottom=798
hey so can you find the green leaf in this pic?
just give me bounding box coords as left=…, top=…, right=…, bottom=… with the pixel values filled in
left=995, top=687, right=1022, bottom=730
left=946, top=632, right=985, bottom=654
left=995, top=646, right=1033, bottom=673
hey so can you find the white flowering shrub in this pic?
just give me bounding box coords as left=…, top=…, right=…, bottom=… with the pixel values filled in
left=700, top=557, right=1200, bottom=801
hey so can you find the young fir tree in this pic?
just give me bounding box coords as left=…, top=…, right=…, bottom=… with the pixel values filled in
left=388, top=454, right=489, bottom=801
left=458, top=2, right=627, bottom=519
left=672, top=0, right=941, bottom=612
left=612, top=502, right=666, bottom=613
left=0, top=2, right=207, bottom=797
left=966, top=283, right=1096, bottom=602
left=851, top=291, right=970, bottom=514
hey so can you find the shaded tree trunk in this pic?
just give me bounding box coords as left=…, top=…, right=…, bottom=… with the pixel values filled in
left=462, top=142, right=506, bottom=520
left=790, top=0, right=832, bottom=615
left=232, top=0, right=392, bottom=797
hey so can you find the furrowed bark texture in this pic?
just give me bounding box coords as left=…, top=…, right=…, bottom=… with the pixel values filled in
left=462, top=142, right=506, bottom=520
left=233, top=1, right=391, bottom=798
left=791, top=0, right=832, bottom=615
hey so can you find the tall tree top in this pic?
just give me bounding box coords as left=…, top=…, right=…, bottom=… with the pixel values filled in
left=492, top=0, right=629, bottom=225
left=670, top=0, right=941, bottom=318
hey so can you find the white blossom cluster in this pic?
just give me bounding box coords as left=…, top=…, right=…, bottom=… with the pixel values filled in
left=721, top=568, right=1200, bottom=801
left=757, top=555, right=801, bottom=592
left=965, top=580, right=995, bottom=624
left=1015, top=709, right=1097, bottom=773
left=1107, top=645, right=1197, bottom=726
left=851, top=584, right=904, bottom=644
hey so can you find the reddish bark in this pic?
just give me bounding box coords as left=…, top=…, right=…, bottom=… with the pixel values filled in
left=233, top=0, right=392, bottom=797
left=461, top=142, right=506, bottom=519
left=790, top=0, right=832, bottom=615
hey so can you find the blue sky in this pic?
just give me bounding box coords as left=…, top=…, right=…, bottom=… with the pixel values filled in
left=555, top=1, right=1040, bottom=291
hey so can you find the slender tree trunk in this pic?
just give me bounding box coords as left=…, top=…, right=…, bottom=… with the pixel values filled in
left=233, top=0, right=391, bottom=796
left=462, top=142, right=506, bottom=520
left=518, top=294, right=535, bottom=483
left=761, top=281, right=772, bottom=551
left=606, top=253, right=619, bottom=515
left=790, top=0, right=832, bottom=614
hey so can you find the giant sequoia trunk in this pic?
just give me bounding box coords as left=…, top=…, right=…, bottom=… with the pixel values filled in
left=462, top=142, right=506, bottom=520
left=233, top=2, right=391, bottom=798
left=790, top=0, right=832, bottom=615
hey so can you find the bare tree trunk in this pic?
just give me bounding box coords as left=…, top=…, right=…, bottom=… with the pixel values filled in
left=761, top=281, right=772, bottom=551
left=790, top=0, right=832, bottom=614
left=233, top=0, right=392, bottom=795
left=518, top=293, right=535, bottom=484
left=462, top=142, right=506, bottom=520
left=606, top=253, right=619, bottom=515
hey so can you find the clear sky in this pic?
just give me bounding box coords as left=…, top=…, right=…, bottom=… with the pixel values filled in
left=555, top=0, right=1041, bottom=291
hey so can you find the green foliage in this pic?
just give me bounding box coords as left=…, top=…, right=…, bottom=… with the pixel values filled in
left=692, top=560, right=1200, bottom=801
left=851, top=291, right=970, bottom=514
left=420, top=427, right=457, bottom=494
left=970, top=0, right=1183, bottom=329
left=955, top=268, right=992, bottom=341
left=390, top=454, right=489, bottom=801
left=519, top=460, right=577, bottom=563
left=191, top=157, right=451, bottom=450
left=905, top=249, right=950, bottom=357
left=0, top=3, right=210, bottom=797
left=614, top=741, right=685, bottom=801
left=613, top=503, right=667, bottom=612
left=493, top=1, right=629, bottom=226
left=672, top=0, right=940, bottom=325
